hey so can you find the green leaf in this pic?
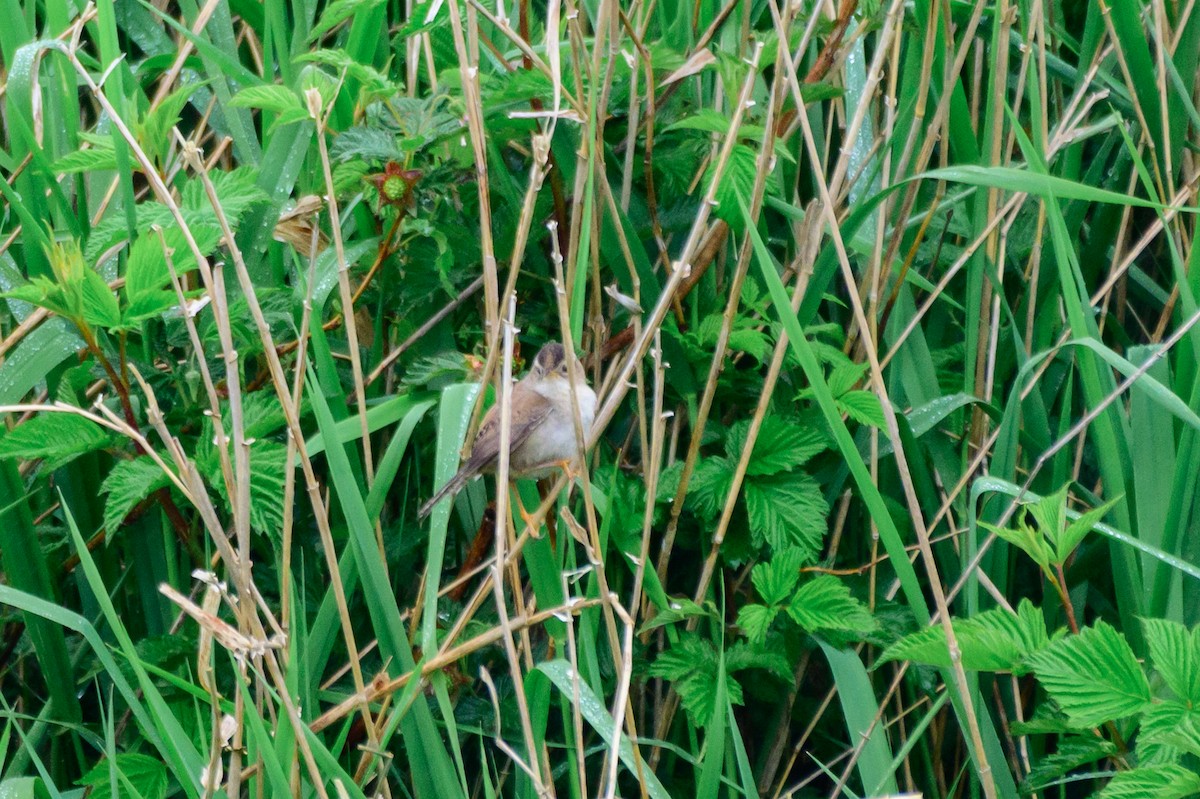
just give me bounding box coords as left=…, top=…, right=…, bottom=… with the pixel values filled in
left=1055, top=494, right=1121, bottom=564
left=638, top=597, right=715, bottom=634
left=1021, top=736, right=1118, bottom=792
left=3, top=277, right=78, bottom=320
left=786, top=575, right=877, bottom=635
left=649, top=637, right=744, bottom=727
left=230, top=84, right=304, bottom=115
left=981, top=518, right=1054, bottom=570
left=742, top=472, right=829, bottom=557
left=124, top=225, right=221, bottom=304
left=80, top=268, right=122, bottom=328
left=1143, top=618, right=1200, bottom=705
left=705, top=144, right=765, bottom=224
left=0, top=412, right=115, bottom=471
left=736, top=604, right=777, bottom=644
left=878, top=600, right=1050, bottom=673
left=180, top=167, right=268, bottom=225
left=78, top=753, right=167, bottom=799
left=1097, top=765, right=1200, bottom=799
left=100, top=456, right=173, bottom=532
left=52, top=141, right=118, bottom=174
left=837, top=391, right=887, bottom=429
left=724, top=640, right=790, bottom=680
left=750, top=547, right=805, bottom=606
left=137, top=83, right=200, bottom=167
left=308, top=0, right=385, bottom=42
left=1026, top=620, right=1151, bottom=728
left=725, top=415, right=828, bottom=476
left=687, top=457, right=733, bottom=520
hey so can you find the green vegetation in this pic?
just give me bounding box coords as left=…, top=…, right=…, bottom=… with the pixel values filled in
left=1, top=0, right=1198, bottom=796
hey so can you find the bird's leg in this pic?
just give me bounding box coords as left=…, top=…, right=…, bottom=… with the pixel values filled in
left=511, top=482, right=538, bottom=535
left=537, top=478, right=558, bottom=549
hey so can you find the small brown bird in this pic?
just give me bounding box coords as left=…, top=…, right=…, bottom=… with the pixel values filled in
left=417, top=343, right=597, bottom=519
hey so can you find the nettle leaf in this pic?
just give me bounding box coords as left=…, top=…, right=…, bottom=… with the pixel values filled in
left=53, top=140, right=117, bottom=174
left=981, top=518, right=1053, bottom=570
left=750, top=547, right=805, bottom=606
left=649, top=637, right=743, bottom=727
left=1143, top=618, right=1200, bottom=705
left=197, top=429, right=289, bottom=538
left=180, top=168, right=268, bottom=226
left=826, top=360, right=868, bottom=396
left=80, top=267, right=121, bottom=328
left=837, top=391, right=886, bottom=429
left=687, top=457, right=733, bottom=520
left=736, top=604, right=777, bottom=644
left=878, top=599, right=1050, bottom=673
left=3, top=277, right=79, bottom=319
left=1054, top=494, right=1120, bottom=563
left=786, top=575, right=876, bottom=635
left=1026, top=620, right=1151, bottom=728
left=705, top=143, right=764, bottom=224
left=639, top=597, right=715, bottom=634
left=726, top=415, right=828, bottom=476
left=1022, top=735, right=1118, bottom=793
left=727, top=328, right=770, bottom=363
left=331, top=126, right=403, bottom=162
left=1138, top=701, right=1200, bottom=759
left=1097, top=765, right=1200, bottom=799
left=742, top=472, right=828, bottom=557
left=0, top=412, right=115, bottom=471
left=725, top=640, right=790, bottom=680
left=78, top=753, right=167, bottom=799
left=308, top=0, right=385, bottom=42
left=230, top=84, right=304, bottom=115
left=101, top=456, right=173, bottom=532
left=137, top=83, right=199, bottom=167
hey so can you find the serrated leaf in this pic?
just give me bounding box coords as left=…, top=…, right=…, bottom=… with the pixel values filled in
left=837, top=391, right=887, bottom=429
left=726, top=415, right=827, bottom=476
left=736, top=604, right=777, bottom=644
left=80, top=268, right=121, bottom=328
left=649, top=638, right=743, bottom=727
left=0, top=412, right=115, bottom=471
left=100, top=456, right=173, bottom=532
left=1022, top=735, right=1117, bottom=792
left=52, top=142, right=117, bottom=174
left=1138, top=701, right=1200, bottom=759
left=687, top=457, right=733, bottom=520
left=331, top=126, right=404, bottom=162
left=750, top=547, right=805, bottom=606
left=136, top=83, right=199, bottom=167
left=727, top=328, right=770, bottom=363
left=1026, top=621, right=1151, bottom=728
left=78, top=753, right=167, bottom=799
left=1055, top=494, right=1120, bottom=563
left=1143, top=618, right=1200, bottom=705
left=705, top=144, right=762, bottom=224
left=725, top=640, right=791, bottom=679
left=878, top=599, right=1050, bottom=673
left=125, top=229, right=184, bottom=300
left=308, top=0, right=385, bottom=42
left=180, top=168, right=268, bottom=226
left=230, top=84, right=303, bottom=115
left=638, top=597, right=715, bottom=634
left=786, top=575, right=877, bottom=635
left=1098, top=765, right=1200, bottom=799
left=981, top=518, right=1053, bottom=569
left=742, top=472, right=828, bottom=557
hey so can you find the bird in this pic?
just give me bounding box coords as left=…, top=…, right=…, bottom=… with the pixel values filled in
left=417, top=342, right=597, bottom=520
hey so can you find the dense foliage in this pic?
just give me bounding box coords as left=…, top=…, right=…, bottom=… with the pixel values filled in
left=1, top=0, right=1199, bottom=796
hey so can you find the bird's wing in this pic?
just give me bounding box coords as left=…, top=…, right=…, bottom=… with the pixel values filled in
left=461, top=383, right=553, bottom=474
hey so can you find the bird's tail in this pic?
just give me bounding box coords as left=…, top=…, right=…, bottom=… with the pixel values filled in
left=417, top=468, right=473, bottom=519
